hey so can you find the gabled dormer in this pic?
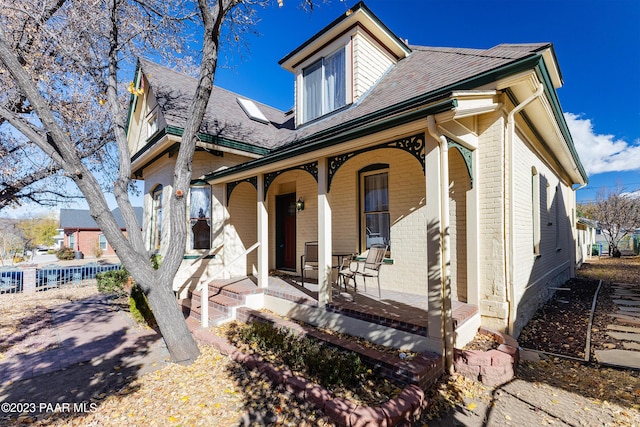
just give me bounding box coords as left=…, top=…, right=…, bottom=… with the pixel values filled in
left=279, top=1, right=411, bottom=127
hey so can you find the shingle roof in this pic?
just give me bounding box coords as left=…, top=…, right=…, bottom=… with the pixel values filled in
left=139, top=59, right=293, bottom=150
left=287, top=43, right=550, bottom=143
left=59, top=207, right=143, bottom=230
left=140, top=42, right=549, bottom=151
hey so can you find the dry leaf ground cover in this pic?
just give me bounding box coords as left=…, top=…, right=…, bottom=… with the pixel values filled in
left=2, top=256, right=640, bottom=426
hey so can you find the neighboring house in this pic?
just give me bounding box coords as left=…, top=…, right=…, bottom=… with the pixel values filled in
left=126, top=2, right=587, bottom=353
left=59, top=208, right=143, bottom=257
left=53, top=228, right=65, bottom=250
left=576, top=218, right=596, bottom=266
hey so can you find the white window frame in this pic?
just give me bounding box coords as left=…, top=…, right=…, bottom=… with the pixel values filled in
left=150, top=185, right=163, bottom=251
left=189, top=185, right=212, bottom=250
left=148, top=113, right=158, bottom=138
left=532, top=167, right=540, bottom=256
left=99, top=234, right=108, bottom=251
left=302, top=47, right=347, bottom=123
left=359, top=166, right=390, bottom=253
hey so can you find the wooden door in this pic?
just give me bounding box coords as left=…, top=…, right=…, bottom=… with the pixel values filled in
left=276, top=193, right=297, bottom=270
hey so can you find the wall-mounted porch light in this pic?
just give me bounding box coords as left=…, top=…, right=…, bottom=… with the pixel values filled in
left=296, top=197, right=305, bottom=212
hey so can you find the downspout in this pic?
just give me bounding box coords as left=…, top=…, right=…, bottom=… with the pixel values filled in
left=505, top=84, right=544, bottom=335
left=427, top=115, right=454, bottom=374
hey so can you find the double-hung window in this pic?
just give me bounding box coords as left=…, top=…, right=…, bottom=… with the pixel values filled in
left=189, top=185, right=211, bottom=250
left=151, top=186, right=163, bottom=251
left=303, top=48, right=346, bottom=122
left=360, top=166, right=390, bottom=251
left=99, top=234, right=108, bottom=251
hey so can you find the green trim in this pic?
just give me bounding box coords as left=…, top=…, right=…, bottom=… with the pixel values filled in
left=533, top=60, right=588, bottom=183
left=130, top=124, right=270, bottom=175
left=165, top=126, right=270, bottom=156
left=204, top=98, right=458, bottom=182
left=183, top=254, right=215, bottom=260
left=278, top=1, right=410, bottom=66
left=354, top=256, right=394, bottom=265
left=447, top=139, right=473, bottom=188
left=124, top=60, right=142, bottom=140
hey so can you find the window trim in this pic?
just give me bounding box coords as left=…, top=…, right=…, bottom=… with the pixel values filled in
left=532, top=167, right=540, bottom=256
left=150, top=185, right=163, bottom=251
left=189, top=185, right=212, bottom=251
left=302, top=47, right=347, bottom=123
left=147, top=113, right=158, bottom=138
left=98, top=234, right=108, bottom=251
left=359, top=164, right=390, bottom=254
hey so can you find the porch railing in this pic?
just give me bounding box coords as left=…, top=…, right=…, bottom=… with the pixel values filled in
left=196, top=242, right=260, bottom=327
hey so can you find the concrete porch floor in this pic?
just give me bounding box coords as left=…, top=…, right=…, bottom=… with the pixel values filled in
left=264, top=273, right=479, bottom=338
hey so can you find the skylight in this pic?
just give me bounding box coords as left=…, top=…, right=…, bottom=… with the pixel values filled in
left=237, top=98, right=270, bottom=124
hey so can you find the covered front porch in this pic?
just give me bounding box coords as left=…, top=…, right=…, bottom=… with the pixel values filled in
left=188, top=111, right=485, bottom=358
left=182, top=271, right=480, bottom=354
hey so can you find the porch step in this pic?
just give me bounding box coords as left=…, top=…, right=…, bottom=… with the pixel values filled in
left=236, top=308, right=443, bottom=390
left=183, top=276, right=262, bottom=326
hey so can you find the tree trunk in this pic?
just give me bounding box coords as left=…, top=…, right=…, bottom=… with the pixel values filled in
left=142, top=277, right=200, bottom=364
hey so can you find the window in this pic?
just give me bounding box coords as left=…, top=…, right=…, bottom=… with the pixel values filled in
left=190, top=186, right=211, bottom=250
left=151, top=186, right=163, bottom=251
left=303, top=48, right=346, bottom=122
left=99, top=234, right=108, bottom=251
left=360, top=166, right=390, bottom=252
left=148, top=114, right=158, bottom=137
left=531, top=167, right=540, bottom=255
left=68, top=234, right=75, bottom=251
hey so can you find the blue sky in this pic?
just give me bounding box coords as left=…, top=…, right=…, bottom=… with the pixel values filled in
left=211, top=0, right=640, bottom=203
left=2, top=0, right=638, bottom=219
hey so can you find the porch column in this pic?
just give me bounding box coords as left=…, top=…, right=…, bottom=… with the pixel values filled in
left=425, top=137, right=444, bottom=344
left=317, top=157, right=332, bottom=305
left=257, top=174, right=269, bottom=288
left=466, top=150, right=480, bottom=306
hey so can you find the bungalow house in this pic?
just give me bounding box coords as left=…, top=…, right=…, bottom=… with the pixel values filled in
left=59, top=207, right=143, bottom=258
left=126, top=2, right=587, bottom=356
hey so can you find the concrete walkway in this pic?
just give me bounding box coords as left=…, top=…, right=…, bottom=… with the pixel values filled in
left=595, top=282, right=640, bottom=369
left=0, top=295, right=169, bottom=385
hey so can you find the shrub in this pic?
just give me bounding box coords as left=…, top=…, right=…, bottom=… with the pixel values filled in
left=93, top=240, right=104, bottom=259
left=129, top=284, right=156, bottom=327
left=96, top=269, right=130, bottom=296
left=233, top=321, right=366, bottom=387
left=56, top=246, right=75, bottom=260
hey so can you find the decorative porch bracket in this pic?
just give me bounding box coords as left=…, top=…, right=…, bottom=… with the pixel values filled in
left=446, top=138, right=474, bottom=188
left=226, top=176, right=257, bottom=206
left=263, top=161, right=318, bottom=195
left=327, top=133, right=426, bottom=191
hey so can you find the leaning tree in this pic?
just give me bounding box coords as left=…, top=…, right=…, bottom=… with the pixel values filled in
left=0, top=0, right=309, bottom=364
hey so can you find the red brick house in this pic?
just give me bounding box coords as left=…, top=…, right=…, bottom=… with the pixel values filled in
left=59, top=207, right=142, bottom=258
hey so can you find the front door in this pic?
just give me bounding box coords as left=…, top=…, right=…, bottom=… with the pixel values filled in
left=276, top=193, right=296, bottom=270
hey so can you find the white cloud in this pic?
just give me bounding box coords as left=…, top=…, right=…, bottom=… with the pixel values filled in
left=565, top=112, right=640, bottom=175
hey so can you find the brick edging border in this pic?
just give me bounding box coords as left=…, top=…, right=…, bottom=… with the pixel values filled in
left=189, top=324, right=429, bottom=426
left=453, top=327, right=520, bottom=387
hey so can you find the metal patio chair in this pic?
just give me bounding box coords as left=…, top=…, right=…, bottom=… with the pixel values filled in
left=300, top=241, right=318, bottom=288
left=353, top=243, right=387, bottom=299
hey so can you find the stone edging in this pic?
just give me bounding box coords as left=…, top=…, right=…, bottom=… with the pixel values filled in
left=189, top=325, right=429, bottom=426
left=453, top=327, right=519, bottom=387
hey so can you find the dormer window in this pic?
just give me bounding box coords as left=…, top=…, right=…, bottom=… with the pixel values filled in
left=303, top=47, right=346, bottom=122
